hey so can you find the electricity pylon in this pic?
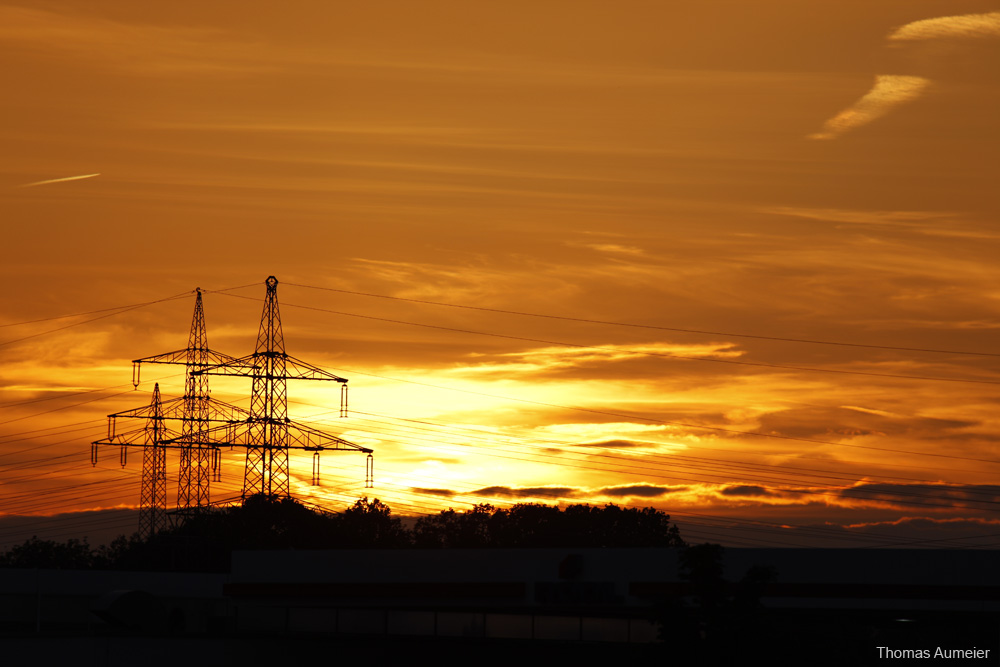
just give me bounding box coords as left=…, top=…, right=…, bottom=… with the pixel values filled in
left=130, top=288, right=247, bottom=508
left=91, top=378, right=248, bottom=535
left=92, top=279, right=372, bottom=526
left=94, top=289, right=249, bottom=536
left=139, top=384, right=167, bottom=537
left=194, top=276, right=372, bottom=500
left=89, top=383, right=171, bottom=538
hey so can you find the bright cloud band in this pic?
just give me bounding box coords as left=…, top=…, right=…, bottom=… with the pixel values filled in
left=810, top=75, right=930, bottom=140
left=889, top=11, right=1000, bottom=42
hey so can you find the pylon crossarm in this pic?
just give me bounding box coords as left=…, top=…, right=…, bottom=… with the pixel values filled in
left=193, top=353, right=347, bottom=382
left=165, top=419, right=371, bottom=453
left=111, top=396, right=250, bottom=422
left=283, top=355, right=348, bottom=382
left=191, top=353, right=259, bottom=377
left=132, top=348, right=239, bottom=386
left=132, top=348, right=189, bottom=366
left=286, top=420, right=371, bottom=453
left=93, top=426, right=182, bottom=448
left=161, top=421, right=252, bottom=449
left=133, top=348, right=239, bottom=366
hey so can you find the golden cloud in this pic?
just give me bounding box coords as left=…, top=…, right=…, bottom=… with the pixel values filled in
left=889, top=11, right=1000, bottom=42
left=809, top=75, right=930, bottom=140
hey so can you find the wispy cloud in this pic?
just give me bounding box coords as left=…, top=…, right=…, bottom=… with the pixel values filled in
left=17, top=173, right=100, bottom=188
left=0, top=7, right=268, bottom=75
left=765, top=205, right=1000, bottom=241
left=811, top=11, right=1000, bottom=140
left=580, top=243, right=645, bottom=256
left=888, top=11, right=1000, bottom=42
left=765, top=205, right=952, bottom=226
left=455, top=341, right=743, bottom=376
left=809, top=75, right=930, bottom=140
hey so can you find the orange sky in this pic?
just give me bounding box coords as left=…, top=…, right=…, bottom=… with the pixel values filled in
left=2, top=1, right=1000, bottom=549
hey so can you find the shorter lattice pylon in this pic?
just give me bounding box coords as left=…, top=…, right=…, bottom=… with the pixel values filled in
left=89, top=384, right=173, bottom=539
left=138, top=384, right=167, bottom=538
left=92, top=385, right=249, bottom=537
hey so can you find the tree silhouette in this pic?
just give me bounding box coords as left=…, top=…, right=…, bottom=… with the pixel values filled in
left=1, top=499, right=685, bottom=571
left=0, top=536, right=100, bottom=569
left=413, top=502, right=685, bottom=548
left=412, top=504, right=495, bottom=548
left=333, top=497, right=410, bottom=548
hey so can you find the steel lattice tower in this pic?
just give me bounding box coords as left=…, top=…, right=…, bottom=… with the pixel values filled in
left=130, top=289, right=243, bottom=508
left=94, top=290, right=249, bottom=534
left=248, top=276, right=290, bottom=497
left=91, top=381, right=183, bottom=539
left=93, top=278, right=372, bottom=522
left=195, top=276, right=372, bottom=501
left=177, top=289, right=213, bottom=507
left=137, top=383, right=167, bottom=538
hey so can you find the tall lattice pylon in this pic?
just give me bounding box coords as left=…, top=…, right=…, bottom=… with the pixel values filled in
left=177, top=289, right=213, bottom=507
left=132, top=287, right=243, bottom=509
left=248, top=275, right=289, bottom=497
left=127, top=289, right=247, bottom=509
left=195, top=276, right=371, bottom=500
left=93, top=290, right=249, bottom=535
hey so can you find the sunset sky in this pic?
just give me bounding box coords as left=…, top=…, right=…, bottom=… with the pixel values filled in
left=2, top=1, right=999, bottom=549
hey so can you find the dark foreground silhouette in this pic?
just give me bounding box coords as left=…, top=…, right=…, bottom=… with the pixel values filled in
left=0, top=496, right=685, bottom=571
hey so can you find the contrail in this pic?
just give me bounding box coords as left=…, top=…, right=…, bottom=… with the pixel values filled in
left=17, top=173, right=101, bottom=188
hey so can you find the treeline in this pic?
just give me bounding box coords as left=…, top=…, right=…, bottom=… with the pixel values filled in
left=413, top=502, right=683, bottom=548
left=0, top=496, right=684, bottom=571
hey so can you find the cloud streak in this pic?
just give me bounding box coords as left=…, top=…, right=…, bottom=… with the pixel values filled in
left=811, top=11, right=1000, bottom=140
left=888, top=11, right=1000, bottom=42
left=0, top=7, right=266, bottom=75
left=809, top=75, right=929, bottom=140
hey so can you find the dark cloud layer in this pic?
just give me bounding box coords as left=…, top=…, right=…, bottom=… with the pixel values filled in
left=411, top=488, right=456, bottom=498
left=720, top=485, right=776, bottom=498
left=473, top=486, right=579, bottom=500
left=836, top=482, right=1000, bottom=509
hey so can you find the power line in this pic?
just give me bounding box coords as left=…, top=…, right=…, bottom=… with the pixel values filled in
left=0, top=281, right=260, bottom=353
left=283, top=393, right=993, bottom=481
left=341, top=415, right=1000, bottom=514
left=323, top=364, right=1000, bottom=466
left=0, top=388, right=140, bottom=428
left=0, top=282, right=260, bottom=331
left=284, top=281, right=1000, bottom=359
left=0, top=291, right=193, bottom=350
left=213, top=292, right=1000, bottom=387
left=340, top=409, right=1000, bottom=494
left=0, top=379, right=150, bottom=409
